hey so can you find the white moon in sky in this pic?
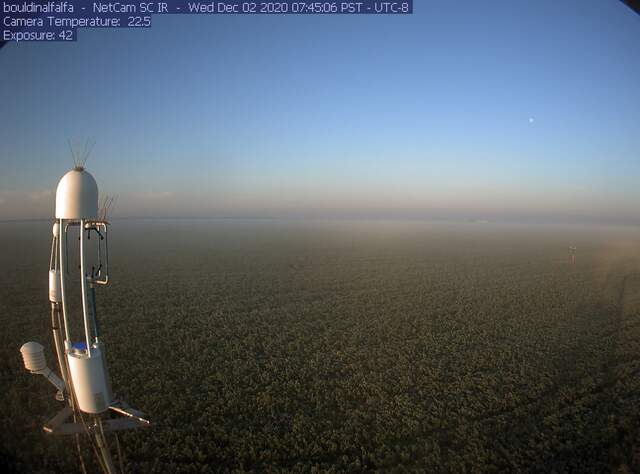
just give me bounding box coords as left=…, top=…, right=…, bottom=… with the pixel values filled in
left=529, top=117, right=535, bottom=123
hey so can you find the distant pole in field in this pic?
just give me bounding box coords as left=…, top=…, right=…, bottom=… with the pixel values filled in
left=569, top=245, right=577, bottom=265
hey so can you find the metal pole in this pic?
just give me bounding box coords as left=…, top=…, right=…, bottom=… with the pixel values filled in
left=89, top=283, right=101, bottom=342
left=95, top=417, right=117, bottom=474
left=79, top=219, right=93, bottom=355
left=59, top=218, right=71, bottom=347
left=51, top=302, right=69, bottom=385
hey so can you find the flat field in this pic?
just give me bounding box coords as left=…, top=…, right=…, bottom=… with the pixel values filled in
left=2, top=219, right=640, bottom=473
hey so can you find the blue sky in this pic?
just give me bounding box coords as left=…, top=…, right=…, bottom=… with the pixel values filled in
left=1, top=1, right=639, bottom=221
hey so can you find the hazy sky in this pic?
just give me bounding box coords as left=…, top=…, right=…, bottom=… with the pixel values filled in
left=1, top=1, right=639, bottom=222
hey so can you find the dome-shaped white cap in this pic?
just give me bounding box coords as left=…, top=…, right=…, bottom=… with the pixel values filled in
left=55, top=167, right=98, bottom=219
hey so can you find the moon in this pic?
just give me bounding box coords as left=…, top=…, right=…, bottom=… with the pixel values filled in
left=529, top=117, right=535, bottom=123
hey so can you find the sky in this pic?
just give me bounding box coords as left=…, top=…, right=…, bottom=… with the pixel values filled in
left=0, top=1, right=639, bottom=222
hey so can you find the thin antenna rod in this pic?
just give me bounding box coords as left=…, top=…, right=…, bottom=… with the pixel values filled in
left=108, top=195, right=117, bottom=219
left=68, top=138, right=96, bottom=169
left=100, top=194, right=117, bottom=221
left=68, top=139, right=78, bottom=168
left=82, top=138, right=96, bottom=168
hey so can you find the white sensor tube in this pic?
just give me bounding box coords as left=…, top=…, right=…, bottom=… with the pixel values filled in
left=79, top=219, right=92, bottom=356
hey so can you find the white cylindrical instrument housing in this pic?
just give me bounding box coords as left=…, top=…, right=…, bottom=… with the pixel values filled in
left=20, top=341, right=47, bottom=372
left=67, top=344, right=112, bottom=413
left=48, top=270, right=61, bottom=303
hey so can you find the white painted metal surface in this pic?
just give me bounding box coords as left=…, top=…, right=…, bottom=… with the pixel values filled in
left=55, top=168, right=98, bottom=219
left=67, top=344, right=112, bottom=414
left=48, top=269, right=61, bottom=303
left=20, top=341, right=47, bottom=372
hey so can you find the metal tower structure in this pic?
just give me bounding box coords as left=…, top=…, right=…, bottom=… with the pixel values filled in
left=20, top=162, right=149, bottom=473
